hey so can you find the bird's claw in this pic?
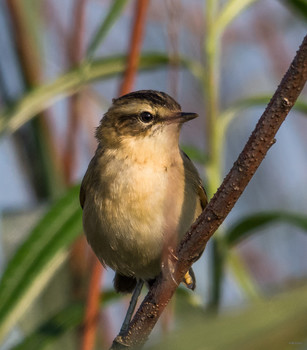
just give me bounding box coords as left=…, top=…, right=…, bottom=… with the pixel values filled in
left=161, top=247, right=179, bottom=286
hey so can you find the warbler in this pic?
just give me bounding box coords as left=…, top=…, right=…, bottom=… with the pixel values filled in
left=80, top=90, right=206, bottom=302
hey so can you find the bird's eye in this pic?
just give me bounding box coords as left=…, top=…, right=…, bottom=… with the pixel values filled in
left=139, top=111, right=154, bottom=124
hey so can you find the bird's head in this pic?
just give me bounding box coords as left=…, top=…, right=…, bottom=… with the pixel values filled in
left=95, top=90, right=198, bottom=149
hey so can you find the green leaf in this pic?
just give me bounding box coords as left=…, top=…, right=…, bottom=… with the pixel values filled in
left=226, top=211, right=307, bottom=247
left=0, top=53, right=191, bottom=136
left=0, top=186, right=82, bottom=342
left=86, top=0, right=129, bottom=60
left=11, top=290, right=121, bottom=350
left=281, top=0, right=307, bottom=22
left=181, top=145, right=208, bottom=164
left=215, top=0, right=258, bottom=34
left=12, top=303, right=83, bottom=350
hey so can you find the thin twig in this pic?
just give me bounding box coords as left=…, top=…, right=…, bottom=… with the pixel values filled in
left=110, top=34, right=307, bottom=349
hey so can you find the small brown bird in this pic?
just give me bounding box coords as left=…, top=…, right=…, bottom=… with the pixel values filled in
left=80, top=90, right=207, bottom=332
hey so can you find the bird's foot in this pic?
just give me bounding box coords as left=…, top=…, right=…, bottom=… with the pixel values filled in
left=119, top=279, right=144, bottom=336
left=161, top=246, right=179, bottom=287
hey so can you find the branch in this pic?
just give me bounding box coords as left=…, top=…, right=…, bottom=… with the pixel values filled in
left=110, top=34, right=307, bottom=349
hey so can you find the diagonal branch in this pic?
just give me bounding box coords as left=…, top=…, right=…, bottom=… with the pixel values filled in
left=110, top=33, right=307, bottom=349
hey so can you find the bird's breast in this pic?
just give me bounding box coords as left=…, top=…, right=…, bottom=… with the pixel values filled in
left=83, top=150, right=198, bottom=279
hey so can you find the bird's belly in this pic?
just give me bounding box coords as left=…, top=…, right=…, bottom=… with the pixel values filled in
left=83, top=165, right=179, bottom=279
left=90, top=209, right=165, bottom=279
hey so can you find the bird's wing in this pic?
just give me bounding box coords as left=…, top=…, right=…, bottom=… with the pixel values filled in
left=79, top=180, right=86, bottom=209
left=80, top=146, right=104, bottom=210
left=181, top=150, right=207, bottom=210
left=181, top=150, right=207, bottom=285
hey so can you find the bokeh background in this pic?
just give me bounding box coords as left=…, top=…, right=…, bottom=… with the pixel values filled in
left=1, top=0, right=307, bottom=349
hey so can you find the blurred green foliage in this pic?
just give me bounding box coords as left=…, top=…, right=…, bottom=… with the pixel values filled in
left=0, top=186, right=82, bottom=341
left=148, top=283, right=307, bottom=350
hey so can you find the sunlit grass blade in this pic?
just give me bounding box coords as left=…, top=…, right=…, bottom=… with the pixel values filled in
left=0, top=53, right=189, bottom=136
left=0, top=186, right=82, bottom=342
left=215, top=0, right=258, bottom=34
left=86, top=0, right=129, bottom=60
left=225, top=211, right=307, bottom=247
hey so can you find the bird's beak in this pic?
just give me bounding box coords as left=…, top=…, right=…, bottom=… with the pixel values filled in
left=177, top=112, right=198, bottom=123
left=163, top=112, right=198, bottom=124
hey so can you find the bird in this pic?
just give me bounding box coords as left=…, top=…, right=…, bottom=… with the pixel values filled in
left=80, top=90, right=207, bottom=333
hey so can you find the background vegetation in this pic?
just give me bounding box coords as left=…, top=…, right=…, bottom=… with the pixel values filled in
left=0, top=0, right=307, bottom=349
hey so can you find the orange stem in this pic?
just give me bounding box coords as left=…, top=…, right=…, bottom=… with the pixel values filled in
left=63, top=0, right=88, bottom=185
left=119, top=0, right=150, bottom=95
left=81, top=256, right=104, bottom=350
